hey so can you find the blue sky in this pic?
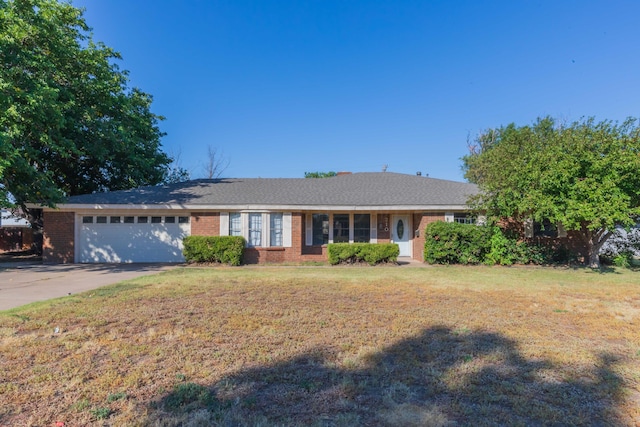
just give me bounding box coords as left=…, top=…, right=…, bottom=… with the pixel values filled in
left=72, top=0, right=640, bottom=181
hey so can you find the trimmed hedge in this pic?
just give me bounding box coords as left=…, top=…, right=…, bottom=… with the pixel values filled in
left=327, top=243, right=399, bottom=265
left=424, top=221, right=493, bottom=264
left=182, top=236, right=245, bottom=266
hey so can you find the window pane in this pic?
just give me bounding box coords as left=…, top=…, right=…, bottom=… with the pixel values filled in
left=249, top=213, right=262, bottom=246
left=270, top=213, right=283, bottom=247
left=151, top=216, right=162, bottom=224
left=229, top=212, right=242, bottom=236
left=178, top=216, right=190, bottom=224
left=354, top=214, right=370, bottom=243
left=110, top=216, right=121, bottom=224
left=82, top=216, right=93, bottom=224
left=138, top=216, right=148, bottom=224
left=534, top=219, right=558, bottom=238
left=312, top=214, right=329, bottom=245
left=124, top=216, right=135, bottom=224
left=454, top=213, right=475, bottom=224
left=165, top=216, right=176, bottom=223
left=333, top=214, right=349, bottom=243
left=96, top=216, right=107, bottom=224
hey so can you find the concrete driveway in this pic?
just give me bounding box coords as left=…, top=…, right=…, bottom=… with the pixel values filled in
left=0, top=263, right=174, bottom=311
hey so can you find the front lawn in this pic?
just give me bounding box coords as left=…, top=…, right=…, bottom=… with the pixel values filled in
left=1, top=266, right=639, bottom=425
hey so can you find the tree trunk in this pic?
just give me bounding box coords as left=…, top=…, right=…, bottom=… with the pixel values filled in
left=585, top=228, right=613, bottom=269
left=588, top=245, right=600, bottom=269
left=25, top=207, right=44, bottom=255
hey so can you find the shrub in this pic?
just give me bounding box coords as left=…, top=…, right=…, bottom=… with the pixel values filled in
left=423, top=221, right=493, bottom=264
left=327, top=243, right=399, bottom=265
left=183, top=236, right=245, bottom=266
left=600, top=226, right=640, bottom=267
left=424, top=221, right=563, bottom=265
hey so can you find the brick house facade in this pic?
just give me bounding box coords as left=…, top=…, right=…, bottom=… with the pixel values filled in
left=39, top=173, right=478, bottom=264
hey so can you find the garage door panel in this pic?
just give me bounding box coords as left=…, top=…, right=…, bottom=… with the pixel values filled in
left=79, top=220, right=189, bottom=263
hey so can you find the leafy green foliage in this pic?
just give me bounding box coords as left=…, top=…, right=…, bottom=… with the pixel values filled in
left=424, top=221, right=561, bottom=265
left=0, top=0, right=170, bottom=214
left=182, top=236, right=245, bottom=266
left=89, top=407, right=111, bottom=420
left=423, top=221, right=492, bottom=264
left=463, top=117, right=640, bottom=268
left=304, top=171, right=337, bottom=178
left=327, top=243, right=399, bottom=265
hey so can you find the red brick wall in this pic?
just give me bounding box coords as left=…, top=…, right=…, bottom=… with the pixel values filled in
left=412, top=212, right=445, bottom=261
left=191, top=212, right=220, bottom=236
left=43, top=211, right=75, bottom=263
left=500, top=218, right=588, bottom=263
left=0, top=228, right=34, bottom=252
left=376, top=213, right=391, bottom=243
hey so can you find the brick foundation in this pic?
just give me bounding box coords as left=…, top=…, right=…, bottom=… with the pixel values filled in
left=43, top=211, right=75, bottom=263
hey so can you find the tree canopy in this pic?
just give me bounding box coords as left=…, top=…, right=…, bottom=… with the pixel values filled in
left=463, top=116, right=640, bottom=268
left=304, top=171, right=337, bottom=178
left=0, top=0, right=170, bottom=215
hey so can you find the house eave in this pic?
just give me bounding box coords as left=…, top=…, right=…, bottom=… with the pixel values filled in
left=43, top=203, right=472, bottom=212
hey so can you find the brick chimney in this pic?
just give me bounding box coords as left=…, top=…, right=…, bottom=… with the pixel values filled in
left=336, top=171, right=352, bottom=176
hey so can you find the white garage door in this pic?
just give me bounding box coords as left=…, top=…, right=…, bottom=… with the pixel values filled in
left=78, top=214, right=190, bottom=263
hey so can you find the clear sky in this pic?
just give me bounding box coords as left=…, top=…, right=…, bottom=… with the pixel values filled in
left=72, top=0, right=640, bottom=182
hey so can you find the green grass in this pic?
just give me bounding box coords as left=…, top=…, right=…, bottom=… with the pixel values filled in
left=1, top=265, right=639, bottom=425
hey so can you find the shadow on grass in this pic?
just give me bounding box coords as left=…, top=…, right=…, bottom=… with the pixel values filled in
left=148, top=326, right=625, bottom=426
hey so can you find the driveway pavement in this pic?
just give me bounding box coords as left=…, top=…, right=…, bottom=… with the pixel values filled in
left=0, top=263, right=174, bottom=311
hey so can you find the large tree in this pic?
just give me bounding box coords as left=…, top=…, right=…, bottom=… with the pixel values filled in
left=0, top=0, right=170, bottom=221
left=463, top=117, right=640, bottom=268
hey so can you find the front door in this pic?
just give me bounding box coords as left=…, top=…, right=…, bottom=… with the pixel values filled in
left=392, top=215, right=411, bottom=257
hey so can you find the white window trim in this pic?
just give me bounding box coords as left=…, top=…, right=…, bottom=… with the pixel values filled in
left=283, top=213, right=292, bottom=247
left=220, top=212, right=229, bottom=236
left=221, top=211, right=292, bottom=247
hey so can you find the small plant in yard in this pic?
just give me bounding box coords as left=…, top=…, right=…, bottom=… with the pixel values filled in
left=90, top=406, right=111, bottom=420
left=107, top=392, right=127, bottom=402
left=163, top=382, right=219, bottom=413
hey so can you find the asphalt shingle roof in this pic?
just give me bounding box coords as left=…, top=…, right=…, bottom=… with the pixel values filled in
left=62, top=172, right=478, bottom=208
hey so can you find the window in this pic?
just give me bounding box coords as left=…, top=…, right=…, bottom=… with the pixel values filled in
left=333, top=214, right=349, bottom=243
left=249, top=213, right=262, bottom=246
left=110, top=216, right=121, bottom=224
left=354, top=214, right=370, bottom=243
left=151, top=216, right=162, bottom=224
left=178, top=216, right=190, bottom=224
left=312, top=214, right=329, bottom=245
left=138, top=216, right=148, bottom=224
left=96, top=216, right=107, bottom=224
left=534, top=219, right=558, bottom=238
left=165, top=216, right=176, bottom=223
left=229, top=212, right=242, bottom=236
left=82, top=216, right=93, bottom=224
left=124, top=216, right=135, bottom=224
left=454, top=213, right=476, bottom=224
left=270, top=213, right=283, bottom=247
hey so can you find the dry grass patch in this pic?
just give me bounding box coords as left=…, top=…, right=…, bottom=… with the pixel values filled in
left=1, top=266, right=639, bottom=425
